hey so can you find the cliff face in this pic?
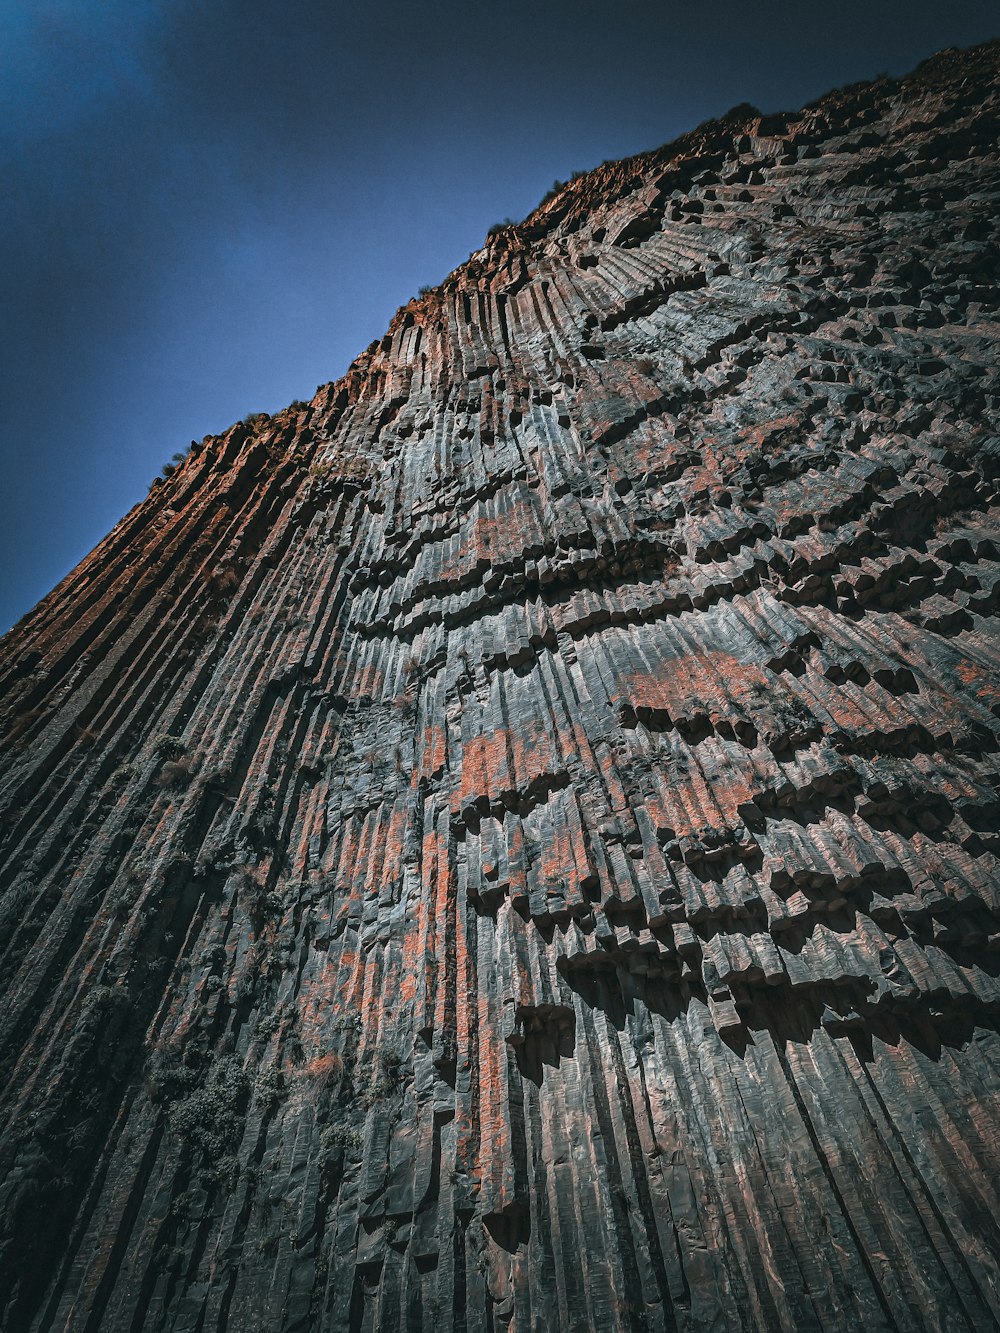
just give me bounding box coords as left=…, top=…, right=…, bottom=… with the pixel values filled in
left=2, top=41, right=1000, bottom=1333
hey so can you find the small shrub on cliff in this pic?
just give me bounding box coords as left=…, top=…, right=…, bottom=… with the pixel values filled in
left=317, top=1122, right=363, bottom=1188
left=154, top=757, right=195, bottom=789
left=299, top=1052, right=344, bottom=1096
left=209, top=566, right=240, bottom=596
left=80, top=984, right=130, bottom=1033
left=319, top=1123, right=362, bottom=1158
left=165, top=1053, right=250, bottom=1170
left=151, top=734, right=185, bottom=759
left=105, top=885, right=130, bottom=919
left=4, top=703, right=47, bottom=749
left=379, top=1048, right=403, bottom=1081
left=146, top=1046, right=200, bottom=1104
left=158, top=447, right=192, bottom=480
left=255, top=1065, right=288, bottom=1110
left=254, top=1009, right=283, bottom=1042
left=326, top=1123, right=363, bottom=1151
left=361, top=1045, right=404, bottom=1106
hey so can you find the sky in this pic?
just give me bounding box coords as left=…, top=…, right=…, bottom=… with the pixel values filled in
left=1, top=1, right=997, bottom=634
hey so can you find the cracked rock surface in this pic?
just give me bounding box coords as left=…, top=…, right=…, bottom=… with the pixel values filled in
left=1, top=40, right=1000, bottom=1333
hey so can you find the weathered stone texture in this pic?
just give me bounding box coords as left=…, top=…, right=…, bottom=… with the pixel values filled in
left=1, top=40, right=1000, bottom=1332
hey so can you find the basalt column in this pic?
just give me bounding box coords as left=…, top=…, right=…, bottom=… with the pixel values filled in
left=2, top=40, right=1000, bottom=1333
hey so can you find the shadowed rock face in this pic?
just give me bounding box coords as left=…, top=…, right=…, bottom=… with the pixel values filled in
left=1, top=41, right=1000, bottom=1333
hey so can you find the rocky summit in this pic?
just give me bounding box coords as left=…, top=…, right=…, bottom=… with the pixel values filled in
left=2, top=40, right=1000, bottom=1333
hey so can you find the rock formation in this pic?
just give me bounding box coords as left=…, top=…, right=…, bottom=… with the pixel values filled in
left=2, top=40, right=1000, bottom=1333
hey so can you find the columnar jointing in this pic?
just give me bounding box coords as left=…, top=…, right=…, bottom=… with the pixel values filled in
left=1, top=41, right=1000, bottom=1333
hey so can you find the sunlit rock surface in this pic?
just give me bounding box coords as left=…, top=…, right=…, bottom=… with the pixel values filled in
left=1, top=40, right=1000, bottom=1333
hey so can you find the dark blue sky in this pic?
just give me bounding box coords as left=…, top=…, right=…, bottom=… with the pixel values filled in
left=2, top=1, right=997, bottom=634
